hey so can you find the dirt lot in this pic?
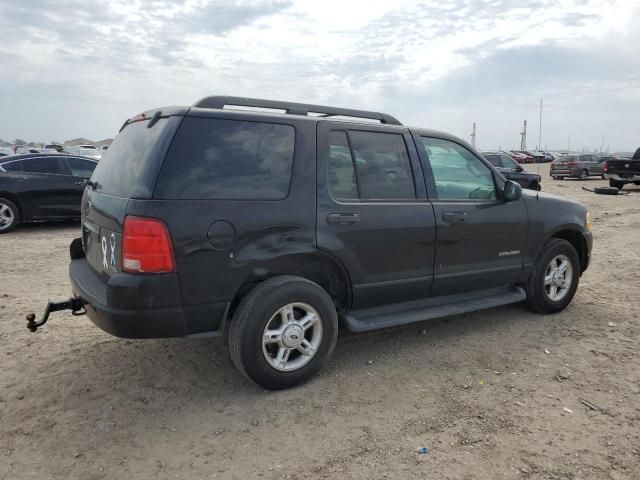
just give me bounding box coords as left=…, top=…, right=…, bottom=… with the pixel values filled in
left=1, top=164, right=639, bottom=480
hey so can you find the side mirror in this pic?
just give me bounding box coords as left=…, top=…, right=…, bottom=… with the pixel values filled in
left=503, top=180, right=522, bottom=202
left=516, top=165, right=524, bottom=172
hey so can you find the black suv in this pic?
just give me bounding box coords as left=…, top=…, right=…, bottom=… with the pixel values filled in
left=29, top=97, right=593, bottom=389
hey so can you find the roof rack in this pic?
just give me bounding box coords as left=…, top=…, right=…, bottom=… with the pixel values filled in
left=193, top=96, right=403, bottom=126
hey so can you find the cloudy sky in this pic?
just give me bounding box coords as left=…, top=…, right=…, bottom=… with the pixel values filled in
left=1, top=0, right=639, bottom=151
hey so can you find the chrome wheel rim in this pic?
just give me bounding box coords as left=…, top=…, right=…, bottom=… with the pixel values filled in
left=544, top=254, right=573, bottom=302
left=262, top=302, right=323, bottom=372
left=0, top=202, right=14, bottom=230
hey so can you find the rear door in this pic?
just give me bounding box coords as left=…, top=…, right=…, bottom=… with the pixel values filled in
left=414, top=135, right=528, bottom=296
left=14, top=156, right=76, bottom=218
left=316, top=122, right=437, bottom=309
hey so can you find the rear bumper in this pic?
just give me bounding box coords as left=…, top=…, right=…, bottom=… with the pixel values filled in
left=550, top=168, right=577, bottom=177
left=69, top=257, right=188, bottom=338
left=604, top=173, right=640, bottom=182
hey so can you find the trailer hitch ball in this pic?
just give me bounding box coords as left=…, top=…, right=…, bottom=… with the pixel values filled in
left=26, top=313, right=38, bottom=332
left=25, top=298, right=86, bottom=333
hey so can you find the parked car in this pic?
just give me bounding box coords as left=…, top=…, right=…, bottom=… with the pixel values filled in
left=15, top=146, right=42, bottom=154
left=43, top=144, right=64, bottom=153
left=28, top=96, right=592, bottom=389
left=64, top=145, right=101, bottom=160
left=0, top=147, right=13, bottom=157
left=0, top=153, right=97, bottom=233
left=550, top=154, right=606, bottom=180
left=604, top=147, right=640, bottom=189
left=482, top=151, right=542, bottom=190
left=510, top=151, right=535, bottom=163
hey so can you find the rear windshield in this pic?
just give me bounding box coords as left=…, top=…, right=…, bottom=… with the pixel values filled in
left=483, top=154, right=501, bottom=167
left=91, top=116, right=181, bottom=198
left=154, top=117, right=295, bottom=200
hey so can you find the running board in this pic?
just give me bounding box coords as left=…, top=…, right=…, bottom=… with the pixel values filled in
left=340, top=285, right=526, bottom=333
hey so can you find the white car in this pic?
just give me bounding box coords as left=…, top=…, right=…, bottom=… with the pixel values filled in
left=0, top=147, right=13, bottom=157
left=64, top=145, right=101, bottom=160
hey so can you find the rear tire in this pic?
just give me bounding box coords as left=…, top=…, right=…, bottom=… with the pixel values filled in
left=609, top=179, right=625, bottom=189
left=228, top=276, right=338, bottom=390
left=525, top=238, right=580, bottom=314
left=0, top=198, right=19, bottom=233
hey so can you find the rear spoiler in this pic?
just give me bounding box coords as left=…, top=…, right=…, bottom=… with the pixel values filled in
left=119, top=106, right=189, bottom=132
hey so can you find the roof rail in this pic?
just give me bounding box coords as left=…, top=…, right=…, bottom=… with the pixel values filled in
left=193, top=96, right=403, bottom=126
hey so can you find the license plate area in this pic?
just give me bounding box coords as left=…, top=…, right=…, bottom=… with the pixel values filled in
left=83, top=220, right=122, bottom=275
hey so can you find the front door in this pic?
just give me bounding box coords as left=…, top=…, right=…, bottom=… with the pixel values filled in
left=316, top=122, right=437, bottom=310
left=414, top=135, right=528, bottom=296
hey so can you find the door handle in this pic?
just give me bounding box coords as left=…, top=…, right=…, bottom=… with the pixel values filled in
left=13, top=176, right=28, bottom=182
left=326, top=213, right=360, bottom=225
left=442, top=211, right=467, bottom=223
left=74, top=180, right=86, bottom=186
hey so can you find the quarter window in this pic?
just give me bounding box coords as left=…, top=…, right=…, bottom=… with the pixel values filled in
left=420, top=137, right=496, bottom=201
left=67, top=157, right=97, bottom=178
left=1, top=160, right=23, bottom=172
left=155, top=118, right=295, bottom=200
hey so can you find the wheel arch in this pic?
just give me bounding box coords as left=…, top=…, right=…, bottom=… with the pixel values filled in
left=549, top=228, right=589, bottom=273
left=223, top=251, right=353, bottom=333
left=0, top=192, right=23, bottom=220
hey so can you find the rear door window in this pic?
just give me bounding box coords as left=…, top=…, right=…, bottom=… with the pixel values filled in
left=348, top=131, right=415, bottom=200
left=483, top=154, right=503, bottom=168
left=20, top=157, right=66, bottom=175
left=155, top=117, right=295, bottom=200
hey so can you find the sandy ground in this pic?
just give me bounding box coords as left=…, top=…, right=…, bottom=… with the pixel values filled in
left=1, top=164, right=639, bottom=480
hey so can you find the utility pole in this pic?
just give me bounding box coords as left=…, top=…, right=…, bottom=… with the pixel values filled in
left=538, top=98, right=542, bottom=151
left=600, top=135, right=605, bottom=152
left=520, top=120, right=527, bottom=150
left=470, top=123, right=476, bottom=147
left=567, top=134, right=571, bottom=152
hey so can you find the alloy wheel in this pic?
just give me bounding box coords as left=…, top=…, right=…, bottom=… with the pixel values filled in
left=0, top=202, right=15, bottom=231
left=544, top=254, right=573, bottom=302
left=262, top=302, right=323, bottom=372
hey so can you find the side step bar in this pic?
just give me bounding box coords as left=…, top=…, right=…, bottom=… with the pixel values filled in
left=340, top=285, right=526, bottom=333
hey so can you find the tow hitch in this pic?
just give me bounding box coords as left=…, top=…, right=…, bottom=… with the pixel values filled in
left=26, top=297, right=87, bottom=332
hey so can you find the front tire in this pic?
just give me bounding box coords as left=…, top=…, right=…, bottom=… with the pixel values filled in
left=525, top=238, right=580, bottom=314
left=0, top=198, right=19, bottom=233
left=578, top=169, right=588, bottom=181
left=228, top=276, right=338, bottom=389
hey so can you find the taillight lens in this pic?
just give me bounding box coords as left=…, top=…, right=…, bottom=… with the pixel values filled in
left=566, top=162, right=577, bottom=167
left=122, top=216, right=175, bottom=273
left=603, top=161, right=608, bottom=172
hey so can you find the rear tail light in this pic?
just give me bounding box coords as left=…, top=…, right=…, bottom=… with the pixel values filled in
left=566, top=162, right=577, bottom=167
left=122, top=216, right=175, bottom=273
left=603, top=161, right=608, bottom=173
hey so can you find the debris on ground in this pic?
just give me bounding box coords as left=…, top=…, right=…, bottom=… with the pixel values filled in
left=563, top=407, right=574, bottom=414
left=417, top=447, right=429, bottom=454
left=579, top=398, right=610, bottom=415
